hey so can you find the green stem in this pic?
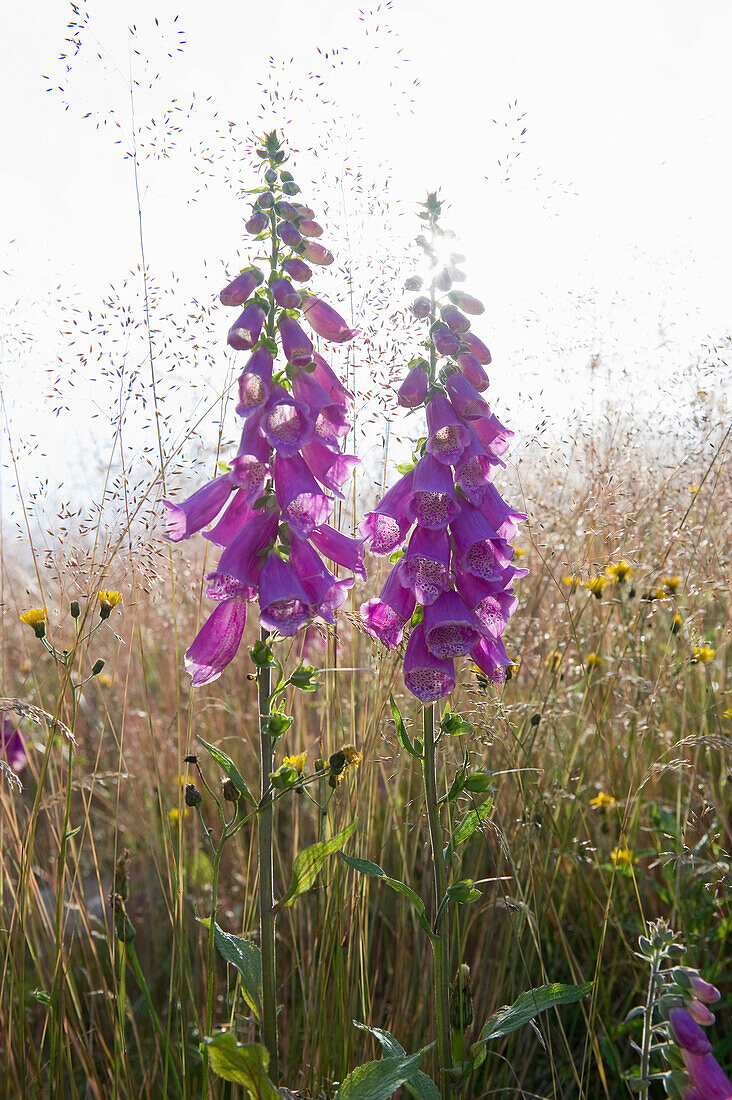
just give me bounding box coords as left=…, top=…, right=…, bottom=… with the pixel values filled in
left=422, top=703, right=452, bottom=1096
left=51, top=680, right=77, bottom=1097
left=127, top=942, right=184, bottom=1097
left=201, top=829, right=227, bottom=1092
left=258, top=627, right=279, bottom=1081
left=638, top=949, right=661, bottom=1100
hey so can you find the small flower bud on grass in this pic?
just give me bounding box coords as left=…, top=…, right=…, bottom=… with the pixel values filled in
left=184, top=783, right=202, bottom=808
left=70, top=600, right=80, bottom=619
left=91, top=659, right=105, bottom=676
left=221, top=778, right=240, bottom=803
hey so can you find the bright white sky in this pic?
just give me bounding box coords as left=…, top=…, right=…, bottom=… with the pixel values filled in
left=1, top=0, right=731, bottom=536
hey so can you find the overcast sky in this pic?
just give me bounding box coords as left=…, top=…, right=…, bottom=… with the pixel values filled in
left=2, top=0, right=731, bottom=532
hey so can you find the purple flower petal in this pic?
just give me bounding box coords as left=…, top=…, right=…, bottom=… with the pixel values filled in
left=360, top=470, right=415, bottom=556
left=445, top=373, right=490, bottom=420
left=282, top=256, right=313, bottom=283
left=456, top=350, right=490, bottom=392
left=399, top=526, right=452, bottom=606
left=185, top=598, right=247, bottom=686
left=470, top=634, right=511, bottom=683
left=258, top=553, right=310, bottom=637
left=669, top=1008, right=713, bottom=1056
left=274, top=452, right=333, bottom=538
left=219, top=267, right=264, bottom=307
left=461, top=330, right=492, bottom=365
left=213, top=507, right=280, bottom=589
left=403, top=621, right=455, bottom=703
left=227, top=301, right=266, bottom=351
left=301, top=294, right=358, bottom=342
left=360, top=565, right=415, bottom=648
left=425, top=393, right=470, bottom=466
left=1, top=718, right=26, bottom=772
left=301, top=240, right=334, bottom=266
left=310, top=524, right=367, bottom=580
left=407, top=454, right=460, bottom=529
left=271, top=277, right=302, bottom=309
left=423, top=591, right=481, bottom=659
left=397, top=364, right=429, bottom=408
left=303, top=439, right=359, bottom=497
left=441, top=305, right=471, bottom=335
left=681, top=1050, right=732, bottom=1100
left=236, top=346, right=274, bottom=416
left=204, top=491, right=254, bottom=548
left=163, top=476, right=234, bottom=542
left=279, top=314, right=314, bottom=367
left=262, top=387, right=315, bottom=457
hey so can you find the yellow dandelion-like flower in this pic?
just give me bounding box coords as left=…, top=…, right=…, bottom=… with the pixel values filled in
left=545, top=651, right=562, bottom=673
left=671, top=614, right=683, bottom=635
left=662, top=575, right=681, bottom=594
left=98, top=672, right=113, bottom=687
left=586, top=652, right=602, bottom=669
left=723, top=707, right=732, bottom=721
left=98, top=590, right=123, bottom=619
left=514, top=547, right=526, bottom=558
left=168, top=806, right=190, bottom=823
left=282, top=751, right=307, bottom=775
left=645, top=587, right=667, bottom=602
left=692, top=645, right=715, bottom=664
left=584, top=575, right=608, bottom=597
left=20, top=608, right=47, bottom=639
left=611, top=845, right=637, bottom=867
left=506, top=655, right=520, bottom=679
left=689, top=484, right=700, bottom=494
left=590, top=791, right=617, bottom=809
left=606, top=560, right=632, bottom=583
left=563, top=574, right=581, bottom=589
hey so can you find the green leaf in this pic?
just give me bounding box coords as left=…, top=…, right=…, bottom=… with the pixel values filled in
left=205, top=1034, right=279, bottom=1098
left=340, top=853, right=436, bottom=941
left=390, top=694, right=421, bottom=758
left=444, top=798, right=493, bottom=862
left=335, top=1052, right=424, bottom=1100
left=395, top=461, right=417, bottom=475
left=353, top=1024, right=440, bottom=1100
left=440, top=710, right=473, bottom=737
left=198, top=919, right=262, bottom=1021
left=280, top=822, right=356, bottom=907
left=476, top=982, right=593, bottom=1046
left=197, top=736, right=256, bottom=806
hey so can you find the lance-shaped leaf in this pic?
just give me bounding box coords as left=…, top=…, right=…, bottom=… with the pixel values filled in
left=340, top=853, right=437, bottom=941
left=204, top=1035, right=280, bottom=1099
left=280, top=822, right=356, bottom=907
left=390, top=693, right=422, bottom=758
left=198, top=918, right=262, bottom=1021
left=335, top=1052, right=425, bottom=1100
left=444, top=797, right=493, bottom=863
left=353, top=1023, right=440, bottom=1100
left=197, top=736, right=256, bottom=806
left=470, top=982, right=593, bottom=1068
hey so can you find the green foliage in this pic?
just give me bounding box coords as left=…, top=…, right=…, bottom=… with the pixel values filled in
left=198, top=919, right=263, bottom=1022
left=197, top=736, right=256, bottom=806
left=470, top=982, right=594, bottom=1069
left=280, top=822, right=357, bottom=907
left=353, top=1024, right=440, bottom=1100
left=334, top=1052, right=425, bottom=1100
left=390, top=694, right=422, bottom=758
left=340, top=853, right=436, bottom=940
left=443, top=798, right=493, bottom=863
left=204, top=1035, right=279, bottom=1098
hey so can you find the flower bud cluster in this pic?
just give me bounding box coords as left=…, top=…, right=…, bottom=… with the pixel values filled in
left=664, top=969, right=730, bottom=1100
left=359, top=193, right=526, bottom=702
left=163, top=131, right=365, bottom=685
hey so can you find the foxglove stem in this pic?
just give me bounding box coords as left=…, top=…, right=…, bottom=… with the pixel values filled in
left=258, top=626, right=279, bottom=1083
left=422, top=703, right=452, bottom=1096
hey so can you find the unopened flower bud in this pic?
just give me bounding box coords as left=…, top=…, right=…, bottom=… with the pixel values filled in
left=404, top=276, right=422, bottom=291
left=397, top=365, right=429, bottom=408
left=282, top=256, right=313, bottom=283
left=70, top=600, right=80, bottom=619
left=91, top=659, right=105, bottom=676
left=450, top=963, right=473, bottom=1031
left=221, top=778, right=240, bottom=803
left=257, top=191, right=275, bottom=209
left=411, top=296, right=431, bottom=319
left=184, top=783, right=202, bottom=808
left=278, top=221, right=303, bottom=249
left=264, top=168, right=278, bottom=185
left=245, top=211, right=268, bottom=235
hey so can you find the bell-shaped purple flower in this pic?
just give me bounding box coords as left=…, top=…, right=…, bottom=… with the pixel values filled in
left=470, top=634, right=511, bottom=683
left=235, top=346, right=274, bottom=416
left=310, top=524, right=366, bottom=580
left=687, top=974, right=722, bottom=1004
left=1, top=718, right=26, bottom=772
left=454, top=566, right=517, bottom=637
left=397, top=364, right=429, bottom=408
left=686, top=999, right=716, bottom=1026
left=670, top=1009, right=713, bottom=1056
left=298, top=218, right=323, bottom=237
left=449, top=290, right=485, bottom=315
left=425, top=393, right=470, bottom=466
left=273, top=452, right=333, bottom=538
left=311, top=353, right=354, bottom=409
left=214, top=506, right=279, bottom=589
left=204, top=491, right=254, bottom=548
left=163, top=475, right=233, bottom=542
left=301, top=240, right=334, bottom=266
left=282, top=256, right=313, bottom=283
left=219, top=267, right=264, bottom=307
left=257, top=191, right=275, bottom=209
left=404, top=276, right=423, bottom=291
left=303, top=439, right=358, bottom=497
left=278, top=221, right=303, bottom=249
left=432, top=323, right=461, bottom=357
left=441, top=305, right=470, bottom=335
left=236, top=412, right=271, bottom=463
left=445, top=373, right=490, bottom=420
left=185, top=595, right=248, bottom=686
left=399, top=526, right=452, bottom=606
left=434, top=268, right=452, bottom=292
left=278, top=314, right=314, bottom=367
left=301, top=293, right=358, bottom=342
left=360, top=470, right=415, bottom=556
left=472, top=412, right=514, bottom=457
left=258, top=553, right=311, bottom=637
left=292, top=368, right=335, bottom=414
left=290, top=537, right=353, bottom=624
left=423, top=591, right=481, bottom=659
left=262, top=387, right=315, bottom=457
left=411, top=296, right=431, bottom=319
left=681, top=1050, right=732, bottom=1100
left=403, top=621, right=455, bottom=703
left=407, top=454, right=460, bottom=529
left=271, top=277, right=302, bottom=309
left=275, top=201, right=298, bottom=220
left=454, top=432, right=504, bottom=506
left=314, top=405, right=352, bottom=451
left=462, top=331, right=492, bottom=365
left=229, top=455, right=270, bottom=506
left=228, top=301, right=266, bottom=351
left=450, top=503, right=514, bottom=582
left=457, top=350, right=490, bottom=392
left=360, top=565, right=416, bottom=649
left=478, top=483, right=527, bottom=541
left=246, top=211, right=268, bottom=235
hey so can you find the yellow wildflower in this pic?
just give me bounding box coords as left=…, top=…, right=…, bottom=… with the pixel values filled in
left=563, top=575, right=581, bottom=589
left=545, top=651, right=562, bottom=673
left=692, top=645, right=715, bottom=664
left=644, top=587, right=667, bottom=602
left=662, top=575, right=681, bottom=594
left=586, top=652, right=602, bottom=669
left=329, top=744, right=363, bottom=786
left=506, top=655, right=520, bottom=680
left=20, top=608, right=48, bottom=639
left=282, top=751, right=307, bottom=775
left=584, top=575, right=608, bottom=597
left=168, top=806, right=189, bottom=823
left=606, top=560, right=632, bottom=583
left=98, top=672, right=113, bottom=687
left=723, top=707, right=732, bottom=721
left=689, top=484, right=700, bottom=494
left=671, top=614, right=683, bottom=635
left=98, top=590, right=122, bottom=619
left=590, top=792, right=617, bottom=809
left=514, top=547, right=526, bottom=558
left=611, top=845, right=637, bottom=867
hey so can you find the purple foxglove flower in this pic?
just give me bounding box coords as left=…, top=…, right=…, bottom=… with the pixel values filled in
left=311, top=352, right=354, bottom=408
left=687, top=974, right=722, bottom=1004
left=235, top=346, right=274, bottom=416
left=403, top=621, right=455, bottom=703
left=275, top=201, right=298, bottom=220
left=258, top=553, right=311, bottom=637
left=461, top=330, right=492, bottom=365
left=454, top=432, right=504, bottom=506
left=423, top=591, right=481, bottom=659
left=454, top=566, right=517, bottom=637
left=669, top=1008, right=713, bottom=1056
left=314, top=405, right=351, bottom=451
left=399, top=526, right=452, bottom=606
left=262, top=387, right=315, bottom=457
left=1, top=718, right=26, bottom=772
left=432, top=324, right=461, bottom=357
left=303, top=439, right=358, bottom=497
left=434, top=268, right=452, bottom=292
left=184, top=596, right=247, bottom=686
left=271, top=277, right=302, bottom=309
left=457, top=350, right=490, bottom=392
left=292, top=367, right=335, bottom=413
left=257, top=191, right=275, bottom=209
left=310, top=524, right=366, bottom=580
left=204, top=491, right=255, bottom=548
left=425, top=393, right=470, bottom=466
left=450, top=503, right=514, bottom=582
left=289, top=537, right=353, bottom=624
left=292, top=202, right=315, bottom=218
left=214, top=507, right=279, bottom=589
left=472, top=412, right=514, bottom=457
left=404, top=276, right=423, bottom=291
left=681, top=1051, right=732, bottom=1100
left=236, top=411, right=270, bottom=463
left=360, top=565, right=415, bottom=649
left=298, top=218, right=323, bottom=237
left=278, top=314, right=314, bottom=367
left=441, top=305, right=471, bottom=335
left=407, top=453, right=460, bottom=529
left=445, top=373, right=490, bottom=420
left=163, top=475, right=233, bottom=542
left=411, top=296, right=431, bottom=319
left=360, top=470, right=415, bottom=556
left=478, top=483, right=527, bottom=541
left=301, top=294, right=358, bottom=342
left=229, top=455, right=270, bottom=505
left=273, top=452, right=333, bottom=538
left=246, top=211, right=268, bottom=235
left=397, top=364, right=429, bottom=408
left=470, top=634, right=511, bottom=683
left=449, top=290, right=485, bottom=315
left=301, top=240, right=334, bottom=266
left=228, top=301, right=266, bottom=351
left=219, top=267, right=264, bottom=307
left=278, top=221, right=303, bottom=249
left=205, top=575, right=255, bottom=602
left=686, top=999, right=716, bottom=1027
left=282, top=256, right=313, bottom=282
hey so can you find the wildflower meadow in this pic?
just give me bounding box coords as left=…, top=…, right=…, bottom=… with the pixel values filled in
left=1, top=4, right=730, bottom=1099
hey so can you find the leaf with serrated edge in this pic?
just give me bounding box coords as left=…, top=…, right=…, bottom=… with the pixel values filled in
left=340, top=854, right=436, bottom=940
left=205, top=1035, right=279, bottom=1098
left=280, top=822, right=356, bottom=907
left=335, top=1052, right=424, bottom=1100
left=198, top=918, right=262, bottom=1021
left=353, top=1024, right=440, bottom=1100
left=477, top=982, right=593, bottom=1045
left=197, top=736, right=256, bottom=805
